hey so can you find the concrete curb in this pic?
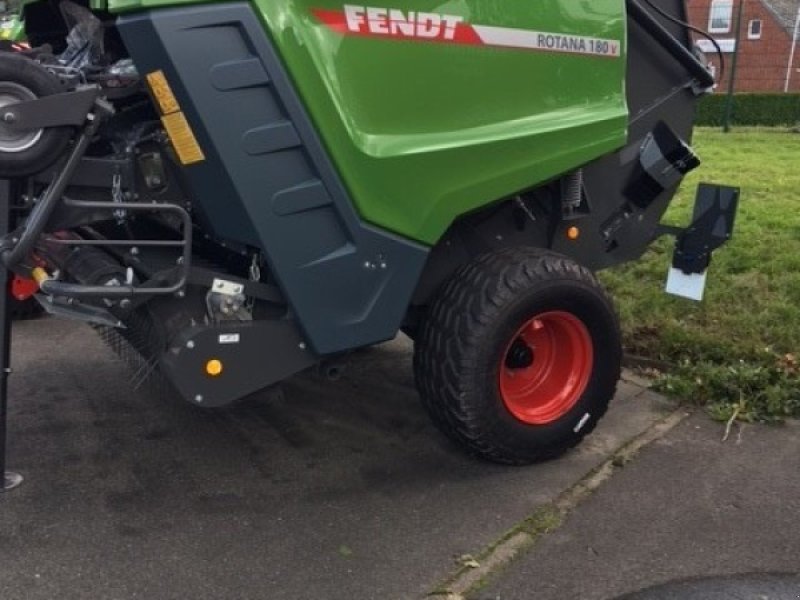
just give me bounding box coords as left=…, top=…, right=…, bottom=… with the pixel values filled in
left=427, top=407, right=691, bottom=599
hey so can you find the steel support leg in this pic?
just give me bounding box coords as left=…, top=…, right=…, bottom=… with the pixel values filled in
left=0, top=179, right=22, bottom=492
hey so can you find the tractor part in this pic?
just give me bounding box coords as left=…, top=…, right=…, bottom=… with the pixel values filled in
left=0, top=0, right=740, bottom=474
left=414, top=248, right=620, bottom=464
left=0, top=53, right=72, bottom=177
left=0, top=179, right=22, bottom=491
left=9, top=274, right=43, bottom=319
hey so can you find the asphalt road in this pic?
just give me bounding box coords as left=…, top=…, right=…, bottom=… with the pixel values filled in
left=481, top=414, right=800, bottom=600
left=0, top=317, right=673, bottom=600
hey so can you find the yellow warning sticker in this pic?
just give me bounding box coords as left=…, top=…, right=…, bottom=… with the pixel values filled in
left=146, top=70, right=180, bottom=115
left=161, top=111, right=205, bottom=166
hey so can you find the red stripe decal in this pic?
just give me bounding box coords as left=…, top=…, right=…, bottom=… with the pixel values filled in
left=312, top=8, right=351, bottom=34
left=311, top=7, right=623, bottom=59
left=451, top=23, right=483, bottom=46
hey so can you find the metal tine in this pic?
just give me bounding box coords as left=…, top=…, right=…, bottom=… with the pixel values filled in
left=130, top=353, right=160, bottom=390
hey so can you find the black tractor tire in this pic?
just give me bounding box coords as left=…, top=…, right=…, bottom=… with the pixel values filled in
left=9, top=295, right=44, bottom=320
left=0, top=53, right=71, bottom=177
left=413, top=247, right=621, bottom=465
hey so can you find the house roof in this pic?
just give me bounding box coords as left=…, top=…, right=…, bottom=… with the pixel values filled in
left=762, top=0, right=800, bottom=35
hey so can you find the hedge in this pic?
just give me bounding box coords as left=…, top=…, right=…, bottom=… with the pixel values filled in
left=696, top=93, right=800, bottom=127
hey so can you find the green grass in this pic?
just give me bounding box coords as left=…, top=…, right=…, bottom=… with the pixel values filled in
left=600, top=127, right=800, bottom=422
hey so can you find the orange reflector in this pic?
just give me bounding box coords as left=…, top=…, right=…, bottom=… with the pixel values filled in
left=145, top=70, right=205, bottom=166
left=567, top=226, right=581, bottom=241
left=161, top=111, right=206, bottom=166
left=145, top=70, right=180, bottom=116
left=205, top=359, right=223, bottom=377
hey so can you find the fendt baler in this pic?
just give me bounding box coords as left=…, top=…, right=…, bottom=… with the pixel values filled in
left=0, top=0, right=737, bottom=468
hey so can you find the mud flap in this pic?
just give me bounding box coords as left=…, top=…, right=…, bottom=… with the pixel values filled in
left=663, top=183, right=739, bottom=301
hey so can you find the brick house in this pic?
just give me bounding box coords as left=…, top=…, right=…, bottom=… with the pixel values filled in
left=686, top=0, right=800, bottom=92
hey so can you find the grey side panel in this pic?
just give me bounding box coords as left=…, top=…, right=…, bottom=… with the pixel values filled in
left=117, top=4, right=428, bottom=355
left=160, top=320, right=317, bottom=408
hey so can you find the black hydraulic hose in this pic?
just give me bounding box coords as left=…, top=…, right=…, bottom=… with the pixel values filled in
left=643, top=0, right=725, bottom=81
left=1, top=105, right=107, bottom=270
left=626, top=0, right=716, bottom=90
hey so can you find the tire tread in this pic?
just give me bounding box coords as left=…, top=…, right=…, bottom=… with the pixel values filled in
left=414, top=247, right=620, bottom=465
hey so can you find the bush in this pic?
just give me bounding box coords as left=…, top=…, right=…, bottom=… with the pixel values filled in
left=697, top=93, right=800, bottom=127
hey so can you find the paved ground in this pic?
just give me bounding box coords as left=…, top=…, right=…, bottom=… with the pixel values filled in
left=617, top=574, right=800, bottom=600
left=0, top=318, right=675, bottom=600
left=480, top=413, right=800, bottom=600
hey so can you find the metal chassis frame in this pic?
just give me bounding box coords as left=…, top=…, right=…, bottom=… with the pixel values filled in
left=2, top=92, right=193, bottom=300
left=0, top=180, right=21, bottom=492
left=39, top=197, right=192, bottom=298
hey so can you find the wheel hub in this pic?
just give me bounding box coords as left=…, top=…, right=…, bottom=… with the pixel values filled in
left=0, top=82, right=43, bottom=154
left=499, top=311, right=594, bottom=425
left=505, top=338, right=534, bottom=369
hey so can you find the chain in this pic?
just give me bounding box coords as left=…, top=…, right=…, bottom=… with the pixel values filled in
left=112, top=172, right=126, bottom=222
left=249, top=254, right=261, bottom=282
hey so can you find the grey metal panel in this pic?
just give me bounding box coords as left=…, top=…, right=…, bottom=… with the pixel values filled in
left=160, top=319, right=317, bottom=408
left=272, top=181, right=332, bottom=216
left=243, top=121, right=301, bottom=156
left=210, top=58, right=270, bottom=91
left=118, top=4, right=428, bottom=355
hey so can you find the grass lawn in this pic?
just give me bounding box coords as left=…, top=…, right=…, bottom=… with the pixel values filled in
left=600, top=128, right=800, bottom=421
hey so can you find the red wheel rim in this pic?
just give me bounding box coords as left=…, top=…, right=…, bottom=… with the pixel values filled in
left=499, top=311, right=593, bottom=425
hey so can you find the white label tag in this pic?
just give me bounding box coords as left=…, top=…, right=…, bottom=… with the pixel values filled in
left=666, top=267, right=708, bottom=302
left=218, top=333, right=241, bottom=344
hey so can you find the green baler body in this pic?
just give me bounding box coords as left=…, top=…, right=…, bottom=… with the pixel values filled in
left=6, top=0, right=722, bottom=404
left=108, top=0, right=629, bottom=244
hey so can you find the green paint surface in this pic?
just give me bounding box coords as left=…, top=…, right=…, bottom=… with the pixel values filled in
left=115, top=0, right=629, bottom=243
left=0, top=14, right=25, bottom=42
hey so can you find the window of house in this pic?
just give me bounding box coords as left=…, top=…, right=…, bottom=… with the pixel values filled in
left=709, top=0, right=734, bottom=33
left=748, top=19, right=763, bottom=39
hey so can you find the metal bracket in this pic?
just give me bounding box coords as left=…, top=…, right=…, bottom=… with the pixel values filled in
left=3, top=87, right=101, bottom=132
left=35, top=294, right=124, bottom=328
left=658, top=183, right=740, bottom=275
left=39, top=196, right=192, bottom=298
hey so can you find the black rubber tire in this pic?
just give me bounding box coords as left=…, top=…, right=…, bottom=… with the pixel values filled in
left=9, top=295, right=44, bottom=320
left=0, top=53, right=71, bottom=177
left=413, top=247, right=622, bottom=465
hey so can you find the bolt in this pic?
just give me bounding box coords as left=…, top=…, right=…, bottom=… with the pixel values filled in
left=120, top=299, right=131, bottom=309
left=130, top=247, right=139, bottom=256
left=298, top=342, right=306, bottom=350
left=186, top=340, right=195, bottom=349
left=194, top=395, right=203, bottom=403
left=3, top=112, right=15, bottom=123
